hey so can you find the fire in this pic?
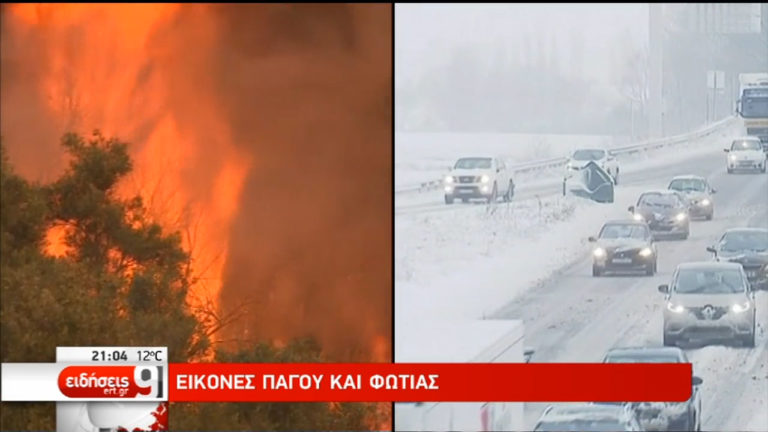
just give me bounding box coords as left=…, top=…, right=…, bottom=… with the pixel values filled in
left=43, top=224, right=72, bottom=258
left=3, top=4, right=250, bottom=325
left=4, top=13, right=392, bottom=425
left=372, top=334, right=390, bottom=363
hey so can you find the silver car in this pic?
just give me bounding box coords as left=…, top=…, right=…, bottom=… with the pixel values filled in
left=667, top=175, right=716, bottom=221
left=659, top=262, right=757, bottom=347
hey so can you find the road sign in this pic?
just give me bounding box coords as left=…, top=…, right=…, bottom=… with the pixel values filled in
left=707, top=70, right=726, bottom=89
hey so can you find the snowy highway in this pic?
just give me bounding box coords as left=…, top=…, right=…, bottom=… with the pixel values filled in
left=395, top=123, right=768, bottom=430
left=395, top=122, right=739, bottom=216
left=491, top=151, right=768, bottom=430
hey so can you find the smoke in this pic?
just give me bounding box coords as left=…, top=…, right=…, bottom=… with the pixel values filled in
left=208, top=4, right=392, bottom=359
left=0, top=4, right=392, bottom=360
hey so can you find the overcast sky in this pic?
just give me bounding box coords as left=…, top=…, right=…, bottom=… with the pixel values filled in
left=396, top=4, right=649, bottom=87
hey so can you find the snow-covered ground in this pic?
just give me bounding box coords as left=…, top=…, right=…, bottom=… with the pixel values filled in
left=395, top=118, right=767, bottom=430
left=395, top=131, right=628, bottom=189
left=396, top=119, right=739, bottom=191
left=395, top=185, right=648, bottom=325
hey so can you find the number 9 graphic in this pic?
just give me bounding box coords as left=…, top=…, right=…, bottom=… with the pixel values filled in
left=134, top=366, right=163, bottom=399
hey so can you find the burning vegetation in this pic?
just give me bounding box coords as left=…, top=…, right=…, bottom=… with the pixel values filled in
left=1, top=3, right=391, bottom=430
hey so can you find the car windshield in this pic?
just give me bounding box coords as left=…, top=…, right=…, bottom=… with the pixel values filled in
left=454, top=157, right=492, bottom=169
left=674, top=269, right=746, bottom=294
left=572, top=149, right=606, bottom=161
left=741, top=96, right=768, bottom=118
left=599, top=224, right=649, bottom=240
left=720, top=231, right=768, bottom=252
left=604, top=355, right=679, bottom=364
left=668, top=179, right=706, bottom=192
left=638, top=193, right=679, bottom=208
left=535, top=420, right=626, bottom=431
left=731, top=140, right=762, bottom=151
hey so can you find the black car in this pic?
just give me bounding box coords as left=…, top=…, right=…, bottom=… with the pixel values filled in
left=708, top=228, right=768, bottom=290
left=602, top=347, right=703, bottom=431
left=628, top=190, right=690, bottom=240
left=589, top=220, right=657, bottom=277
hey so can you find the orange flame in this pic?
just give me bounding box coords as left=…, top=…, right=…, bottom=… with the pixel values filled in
left=4, top=4, right=250, bottom=330
left=43, top=224, right=72, bottom=258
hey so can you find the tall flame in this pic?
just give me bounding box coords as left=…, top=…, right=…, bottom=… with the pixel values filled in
left=2, top=4, right=250, bottom=318
left=2, top=4, right=392, bottom=390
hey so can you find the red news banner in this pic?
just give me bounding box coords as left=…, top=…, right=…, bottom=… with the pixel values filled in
left=168, top=363, right=692, bottom=403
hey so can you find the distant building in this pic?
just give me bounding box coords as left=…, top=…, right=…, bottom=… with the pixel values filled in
left=659, top=3, right=767, bottom=134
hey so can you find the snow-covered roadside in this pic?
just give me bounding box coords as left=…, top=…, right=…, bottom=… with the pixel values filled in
left=514, top=123, right=738, bottom=188
left=396, top=119, right=740, bottom=193
left=395, top=132, right=619, bottom=188
left=395, top=185, right=650, bottom=328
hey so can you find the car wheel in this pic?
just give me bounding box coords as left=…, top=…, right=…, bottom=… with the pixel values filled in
left=461, top=198, right=469, bottom=203
left=680, top=230, right=689, bottom=240
left=562, top=180, right=567, bottom=196
left=444, top=195, right=454, bottom=205
left=762, top=163, right=767, bottom=173
left=592, top=265, right=603, bottom=277
left=645, top=263, right=654, bottom=276
left=705, top=211, right=713, bottom=221
left=663, top=331, right=677, bottom=347
left=613, top=169, right=619, bottom=185
left=727, top=167, right=733, bottom=174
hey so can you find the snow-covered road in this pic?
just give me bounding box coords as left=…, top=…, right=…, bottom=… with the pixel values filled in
left=492, top=156, right=768, bottom=430
left=395, top=122, right=737, bottom=215
left=395, top=122, right=768, bottom=430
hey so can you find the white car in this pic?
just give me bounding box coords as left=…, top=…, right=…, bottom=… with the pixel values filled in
left=564, top=148, right=620, bottom=184
left=725, top=137, right=767, bottom=173
left=444, top=156, right=515, bottom=204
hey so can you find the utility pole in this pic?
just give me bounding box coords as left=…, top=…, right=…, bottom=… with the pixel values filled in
left=713, top=71, right=717, bottom=122
left=648, top=4, right=663, bottom=138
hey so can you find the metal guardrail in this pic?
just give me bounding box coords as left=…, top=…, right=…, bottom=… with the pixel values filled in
left=395, top=116, right=737, bottom=195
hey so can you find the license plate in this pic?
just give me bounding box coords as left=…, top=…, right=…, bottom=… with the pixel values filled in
left=612, top=258, right=632, bottom=264
left=458, top=189, right=473, bottom=194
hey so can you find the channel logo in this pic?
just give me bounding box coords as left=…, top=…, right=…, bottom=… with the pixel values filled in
left=58, top=365, right=164, bottom=399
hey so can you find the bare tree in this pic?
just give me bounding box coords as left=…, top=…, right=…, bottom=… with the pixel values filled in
left=618, top=43, right=650, bottom=139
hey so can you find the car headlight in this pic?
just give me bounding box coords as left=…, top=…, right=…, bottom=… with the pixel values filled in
left=700, top=199, right=710, bottom=206
left=639, top=247, right=653, bottom=257
left=593, top=248, right=606, bottom=258
left=667, top=302, right=685, bottom=313
left=675, top=213, right=687, bottom=221
left=732, top=302, right=751, bottom=313
left=633, top=213, right=644, bottom=221
left=481, top=175, right=490, bottom=183
left=729, top=154, right=737, bottom=161
left=444, top=176, right=454, bottom=184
